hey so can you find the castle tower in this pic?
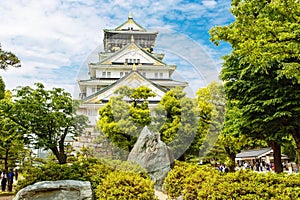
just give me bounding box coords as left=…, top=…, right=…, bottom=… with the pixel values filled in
left=75, top=14, right=188, bottom=153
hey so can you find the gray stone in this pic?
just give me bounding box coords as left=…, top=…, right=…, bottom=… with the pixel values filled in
left=13, top=180, right=92, bottom=200
left=128, top=126, right=174, bottom=188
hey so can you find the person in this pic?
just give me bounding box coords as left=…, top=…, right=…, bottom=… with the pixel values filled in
left=1, top=171, right=7, bottom=192
left=14, top=169, right=18, bottom=181
left=7, top=169, right=14, bottom=192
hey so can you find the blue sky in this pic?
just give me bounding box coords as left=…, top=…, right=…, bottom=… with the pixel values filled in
left=0, top=0, right=234, bottom=96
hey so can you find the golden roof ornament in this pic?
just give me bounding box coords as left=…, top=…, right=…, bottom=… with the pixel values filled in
left=132, top=63, right=137, bottom=71
left=128, top=12, right=133, bottom=19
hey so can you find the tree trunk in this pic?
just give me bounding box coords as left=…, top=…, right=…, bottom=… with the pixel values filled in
left=291, top=126, right=300, bottom=171
left=269, top=141, right=283, bottom=173
left=50, top=147, right=67, bottom=164
left=4, top=148, right=9, bottom=173
left=224, top=147, right=236, bottom=172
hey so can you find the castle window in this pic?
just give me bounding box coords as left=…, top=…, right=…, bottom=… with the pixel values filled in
left=88, top=109, right=98, bottom=116
left=125, top=59, right=128, bottom=63
left=107, top=72, right=111, bottom=78
left=120, top=72, right=124, bottom=77
left=160, top=72, right=163, bottom=78
left=155, top=72, right=158, bottom=78
left=137, top=59, right=140, bottom=64
left=102, top=72, right=106, bottom=77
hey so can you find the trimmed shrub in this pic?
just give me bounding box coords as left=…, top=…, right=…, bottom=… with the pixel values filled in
left=164, top=161, right=200, bottom=199
left=164, top=161, right=300, bottom=200
left=95, top=171, right=157, bottom=200
left=16, top=158, right=100, bottom=191
left=16, top=158, right=156, bottom=200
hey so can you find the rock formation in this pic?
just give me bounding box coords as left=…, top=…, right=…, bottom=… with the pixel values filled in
left=13, top=180, right=92, bottom=200
left=128, top=126, right=174, bottom=189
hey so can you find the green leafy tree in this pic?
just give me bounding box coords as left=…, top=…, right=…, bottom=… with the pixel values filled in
left=211, top=0, right=300, bottom=82
left=219, top=100, right=267, bottom=171
left=152, top=87, right=198, bottom=160
left=2, top=83, right=88, bottom=164
left=97, top=86, right=155, bottom=153
left=210, top=0, right=300, bottom=173
left=196, top=82, right=225, bottom=162
left=0, top=90, right=25, bottom=173
left=0, top=44, right=21, bottom=70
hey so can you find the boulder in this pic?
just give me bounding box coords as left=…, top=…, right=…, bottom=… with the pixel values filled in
left=13, top=180, right=92, bottom=200
left=128, top=126, right=174, bottom=188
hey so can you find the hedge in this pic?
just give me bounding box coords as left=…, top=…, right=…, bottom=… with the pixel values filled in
left=16, top=158, right=154, bottom=200
left=164, top=161, right=300, bottom=200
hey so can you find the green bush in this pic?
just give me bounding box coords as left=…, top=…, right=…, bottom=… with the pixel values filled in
left=16, top=158, right=100, bottom=191
left=95, top=171, right=157, bottom=200
left=16, top=158, right=156, bottom=200
left=164, top=161, right=200, bottom=199
left=164, top=161, right=300, bottom=200
left=99, top=159, right=148, bottom=178
left=197, top=171, right=300, bottom=199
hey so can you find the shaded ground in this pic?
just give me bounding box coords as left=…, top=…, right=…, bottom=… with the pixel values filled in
left=0, top=195, right=13, bottom=200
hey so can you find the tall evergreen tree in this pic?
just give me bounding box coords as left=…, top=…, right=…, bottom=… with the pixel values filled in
left=210, top=0, right=300, bottom=172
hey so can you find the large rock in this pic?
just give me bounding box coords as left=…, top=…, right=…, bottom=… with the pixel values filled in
left=13, top=180, right=92, bottom=200
left=128, top=126, right=174, bottom=188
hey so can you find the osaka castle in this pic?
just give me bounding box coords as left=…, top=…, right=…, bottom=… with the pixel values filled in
left=75, top=14, right=187, bottom=151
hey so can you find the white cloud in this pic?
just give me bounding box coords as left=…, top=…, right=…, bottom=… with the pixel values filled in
left=202, top=0, right=217, bottom=9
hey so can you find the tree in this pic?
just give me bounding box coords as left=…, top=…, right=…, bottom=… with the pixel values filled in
left=210, top=0, right=300, bottom=172
left=0, top=90, right=25, bottom=173
left=211, top=0, right=300, bottom=82
left=196, top=82, right=225, bottom=160
left=97, top=86, right=155, bottom=153
left=2, top=83, right=88, bottom=164
left=0, top=44, right=21, bottom=70
left=219, top=100, right=267, bottom=171
left=152, top=87, right=198, bottom=160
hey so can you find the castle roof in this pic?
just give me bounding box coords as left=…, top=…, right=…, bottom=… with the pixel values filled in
left=105, top=13, right=147, bottom=32
left=83, top=70, right=168, bottom=103
left=94, top=40, right=167, bottom=66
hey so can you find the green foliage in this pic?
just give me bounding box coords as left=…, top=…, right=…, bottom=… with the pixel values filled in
left=219, top=100, right=267, bottom=171
left=198, top=171, right=300, bottom=200
left=164, top=161, right=200, bottom=199
left=3, top=83, right=89, bottom=164
left=210, top=0, right=300, bottom=172
left=98, top=86, right=155, bottom=152
left=196, top=82, right=225, bottom=161
left=165, top=161, right=300, bottom=200
left=0, top=90, right=26, bottom=172
left=16, top=158, right=99, bottom=191
left=0, top=44, right=21, bottom=70
left=99, top=159, right=148, bottom=177
left=153, top=87, right=198, bottom=159
left=95, top=171, right=157, bottom=200
left=0, top=76, right=5, bottom=100
left=210, top=0, right=300, bottom=82
left=17, top=158, right=155, bottom=200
